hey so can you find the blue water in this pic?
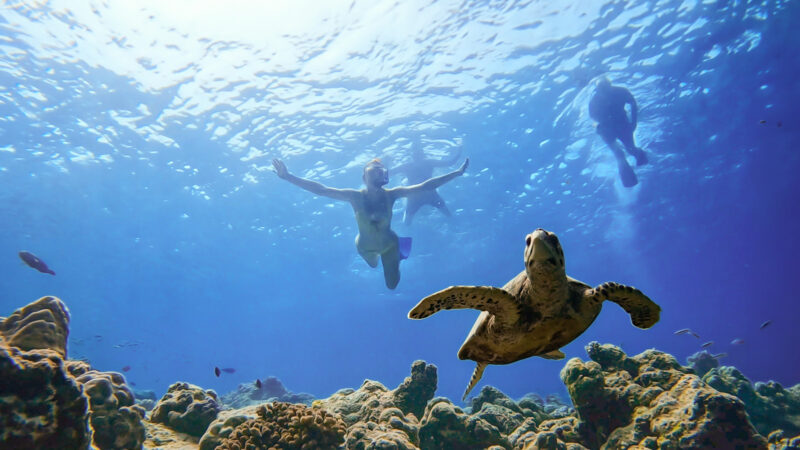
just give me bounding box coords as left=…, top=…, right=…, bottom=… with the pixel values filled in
left=1, top=0, right=798, bottom=404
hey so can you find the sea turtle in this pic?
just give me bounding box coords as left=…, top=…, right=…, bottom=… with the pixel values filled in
left=408, top=228, right=660, bottom=400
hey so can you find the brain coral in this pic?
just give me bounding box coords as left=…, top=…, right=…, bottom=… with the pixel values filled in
left=150, top=382, right=220, bottom=437
left=0, top=295, right=70, bottom=357
left=218, top=402, right=346, bottom=450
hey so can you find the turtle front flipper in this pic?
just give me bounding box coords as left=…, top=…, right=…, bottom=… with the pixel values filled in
left=590, top=282, right=661, bottom=328
left=408, top=286, right=519, bottom=324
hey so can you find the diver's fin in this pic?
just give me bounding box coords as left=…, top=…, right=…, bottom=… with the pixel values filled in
left=398, top=236, right=412, bottom=260
left=590, top=282, right=660, bottom=329
left=462, top=361, right=487, bottom=401
left=540, top=349, right=565, bottom=360
left=408, top=286, right=519, bottom=326
left=618, top=161, right=638, bottom=187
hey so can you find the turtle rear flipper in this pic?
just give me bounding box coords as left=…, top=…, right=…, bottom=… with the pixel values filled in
left=540, top=349, right=565, bottom=360
left=462, top=361, right=487, bottom=401
left=590, top=282, right=660, bottom=328
left=408, top=286, right=519, bottom=325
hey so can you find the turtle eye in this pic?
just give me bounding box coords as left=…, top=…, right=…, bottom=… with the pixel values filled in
left=525, top=236, right=531, bottom=246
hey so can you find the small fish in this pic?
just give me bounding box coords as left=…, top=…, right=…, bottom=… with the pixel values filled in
left=712, top=353, right=728, bottom=359
left=221, top=368, right=236, bottom=374
left=701, top=341, right=713, bottom=349
left=122, top=365, right=131, bottom=372
left=759, top=119, right=767, bottom=124
left=731, top=338, right=745, bottom=345
left=760, top=320, right=772, bottom=329
left=130, top=382, right=137, bottom=386
left=18, top=251, right=55, bottom=275
left=214, top=367, right=221, bottom=377
left=674, top=328, right=700, bottom=338
left=255, top=379, right=262, bottom=389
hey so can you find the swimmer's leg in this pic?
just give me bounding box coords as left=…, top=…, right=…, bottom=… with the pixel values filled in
left=600, top=132, right=638, bottom=188
left=403, top=196, right=425, bottom=226
left=356, top=236, right=380, bottom=268
left=432, top=192, right=452, bottom=217
left=381, top=247, right=401, bottom=290
left=620, top=129, right=647, bottom=166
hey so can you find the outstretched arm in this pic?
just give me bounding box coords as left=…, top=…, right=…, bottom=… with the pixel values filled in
left=272, top=159, right=358, bottom=202
left=390, top=158, right=468, bottom=198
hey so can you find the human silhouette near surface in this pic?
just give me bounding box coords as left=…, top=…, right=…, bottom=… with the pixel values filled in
left=589, top=79, right=648, bottom=187
left=272, top=157, right=468, bottom=289
left=390, top=145, right=462, bottom=225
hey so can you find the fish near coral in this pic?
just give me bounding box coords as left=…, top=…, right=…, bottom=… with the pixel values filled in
left=409, top=228, right=661, bottom=400
left=18, top=251, right=55, bottom=275
left=214, top=367, right=221, bottom=377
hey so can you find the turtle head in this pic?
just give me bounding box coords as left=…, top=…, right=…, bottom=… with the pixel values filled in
left=524, top=229, right=566, bottom=281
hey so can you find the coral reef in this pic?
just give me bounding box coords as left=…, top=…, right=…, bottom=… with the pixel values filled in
left=0, top=344, right=90, bottom=448
left=561, top=341, right=766, bottom=448
left=220, top=375, right=314, bottom=409
left=767, top=430, right=800, bottom=449
left=418, top=396, right=511, bottom=449
left=0, top=295, right=70, bottom=358
left=687, top=350, right=721, bottom=377
left=67, top=360, right=147, bottom=450
left=316, top=360, right=439, bottom=447
left=703, top=366, right=800, bottom=437
left=4, top=295, right=800, bottom=449
left=150, top=382, right=221, bottom=437
left=217, top=402, right=346, bottom=449
left=198, top=405, right=262, bottom=450
left=0, top=296, right=90, bottom=448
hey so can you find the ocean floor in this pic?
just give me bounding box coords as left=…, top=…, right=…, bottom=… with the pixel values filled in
left=1, top=296, right=798, bottom=449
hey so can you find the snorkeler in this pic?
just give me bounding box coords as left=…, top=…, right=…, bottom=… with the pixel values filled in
left=391, top=144, right=462, bottom=225
left=589, top=78, right=648, bottom=187
left=272, top=157, right=469, bottom=289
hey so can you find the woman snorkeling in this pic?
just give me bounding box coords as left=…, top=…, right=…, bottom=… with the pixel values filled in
left=272, top=156, right=468, bottom=289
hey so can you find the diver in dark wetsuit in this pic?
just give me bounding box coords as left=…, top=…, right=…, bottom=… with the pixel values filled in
left=391, top=145, right=462, bottom=225
left=589, top=79, right=648, bottom=187
left=272, top=157, right=468, bottom=289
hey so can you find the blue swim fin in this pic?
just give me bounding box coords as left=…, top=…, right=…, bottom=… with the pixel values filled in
left=398, top=237, right=412, bottom=260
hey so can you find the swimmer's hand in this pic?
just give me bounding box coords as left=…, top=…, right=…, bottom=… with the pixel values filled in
left=457, top=158, right=469, bottom=175
left=272, top=158, right=289, bottom=179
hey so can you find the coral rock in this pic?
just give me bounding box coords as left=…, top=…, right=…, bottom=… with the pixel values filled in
left=218, top=402, right=346, bottom=449
left=0, top=345, right=90, bottom=448
left=0, top=296, right=70, bottom=357
left=392, top=360, right=438, bottom=420
left=150, top=382, right=220, bottom=437
left=563, top=342, right=769, bottom=449
left=220, top=375, right=314, bottom=409
left=199, top=404, right=262, bottom=450
left=704, top=366, right=800, bottom=437
left=418, top=397, right=510, bottom=449
left=66, top=360, right=146, bottom=449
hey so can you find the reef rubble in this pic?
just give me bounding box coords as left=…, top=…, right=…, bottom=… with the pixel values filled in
left=1, top=296, right=799, bottom=449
